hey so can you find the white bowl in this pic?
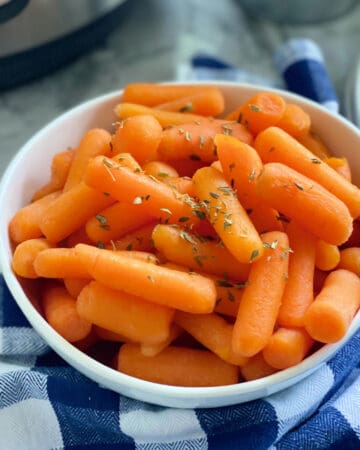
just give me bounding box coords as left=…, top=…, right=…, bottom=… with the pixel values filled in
left=1, top=82, right=360, bottom=409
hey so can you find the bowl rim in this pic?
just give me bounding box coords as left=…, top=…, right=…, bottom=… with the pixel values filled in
left=1, top=81, right=360, bottom=407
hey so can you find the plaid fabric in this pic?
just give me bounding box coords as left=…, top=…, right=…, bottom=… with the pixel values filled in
left=1, top=277, right=360, bottom=449
left=1, top=39, right=356, bottom=449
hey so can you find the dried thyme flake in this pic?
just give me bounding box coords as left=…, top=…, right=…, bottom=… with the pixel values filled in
left=179, top=102, right=194, bottom=113
left=311, top=158, right=321, bottom=164
left=248, top=169, right=256, bottom=181
left=193, top=210, right=206, bottom=220
left=294, top=182, right=304, bottom=191
left=189, top=153, right=201, bottom=161
left=185, top=131, right=192, bottom=141
left=97, top=241, right=105, bottom=249
left=199, top=135, right=205, bottom=149
left=249, top=249, right=260, bottom=262
left=179, top=216, right=190, bottom=222
left=248, top=104, right=260, bottom=112
left=227, top=290, right=235, bottom=302
left=133, top=196, right=144, bottom=205
left=210, top=191, right=220, bottom=199
left=179, top=230, right=197, bottom=245
left=147, top=275, right=155, bottom=283
left=159, top=207, right=172, bottom=215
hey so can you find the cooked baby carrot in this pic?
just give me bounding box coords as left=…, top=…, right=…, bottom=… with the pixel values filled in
left=324, top=157, right=352, bottom=182
left=9, top=191, right=61, bottom=243
left=256, top=163, right=353, bottom=246
left=193, top=166, right=263, bottom=264
left=106, top=222, right=156, bottom=252
left=240, top=353, right=278, bottom=381
left=32, top=148, right=75, bottom=201
left=12, top=238, right=54, bottom=279
left=39, top=182, right=114, bottom=243
left=63, top=129, right=112, bottom=191
left=85, top=201, right=153, bottom=244
left=225, top=92, right=286, bottom=134
left=84, top=156, right=199, bottom=225
left=75, top=243, right=217, bottom=313
left=315, top=240, right=340, bottom=271
left=164, top=176, right=195, bottom=196
left=215, top=133, right=282, bottom=233
left=158, top=119, right=253, bottom=163
left=122, top=83, right=213, bottom=106
left=262, top=327, right=314, bottom=370
left=277, top=221, right=316, bottom=328
left=255, top=127, right=360, bottom=218
left=337, top=247, right=360, bottom=276
left=156, top=88, right=225, bottom=116
left=77, top=281, right=174, bottom=344
left=175, top=311, right=248, bottom=366
left=111, top=152, right=142, bottom=171
left=142, top=160, right=179, bottom=179
left=232, top=231, right=290, bottom=358
left=117, top=343, right=239, bottom=387
left=42, top=282, right=91, bottom=342
left=114, top=102, right=204, bottom=128
left=275, top=103, right=311, bottom=137
left=63, top=277, right=91, bottom=298
left=304, top=269, right=360, bottom=343
left=140, top=324, right=183, bottom=357
left=34, top=247, right=90, bottom=279
left=111, top=115, right=162, bottom=164
left=297, top=131, right=331, bottom=160
left=152, top=224, right=250, bottom=281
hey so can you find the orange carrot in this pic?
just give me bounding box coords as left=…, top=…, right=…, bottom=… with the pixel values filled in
left=77, top=280, right=174, bottom=344
left=255, top=127, right=360, bottom=218
left=140, top=324, right=183, bottom=357
left=151, top=224, right=250, bottom=281
left=225, top=92, right=286, bottom=134
left=193, top=166, right=263, bottom=264
left=63, top=129, right=112, bottom=191
left=215, top=133, right=282, bottom=233
left=337, top=247, right=360, bottom=276
left=12, top=238, right=54, bottom=279
left=304, top=269, right=360, bottom=343
left=142, top=160, right=179, bottom=179
left=175, top=311, right=248, bottom=366
left=75, top=243, right=217, bottom=313
left=106, top=222, right=156, bottom=252
left=240, top=353, right=278, bottom=381
left=42, top=282, right=91, bottom=342
left=156, top=88, right=225, bottom=116
left=9, top=191, right=61, bottom=243
left=122, top=83, right=213, bottom=106
left=262, top=327, right=314, bottom=369
left=85, top=201, right=154, bottom=244
left=84, top=155, right=198, bottom=225
left=158, top=119, right=253, bottom=163
left=111, top=152, right=142, bottom=171
left=163, top=176, right=195, bottom=197
left=117, top=343, right=239, bottom=387
left=39, top=182, right=114, bottom=243
left=324, top=157, right=352, bottom=182
left=256, top=163, right=353, bottom=246
left=275, top=103, right=311, bottom=137
left=315, top=240, right=340, bottom=271
left=111, top=115, right=162, bottom=164
left=297, top=131, right=332, bottom=160
left=63, top=277, right=90, bottom=298
left=277, top=221, right=316, bottom=328
left=114, top=102, right=204, bottom=128
left=34, top=247, right=90, bottom=279
left=32, top=149, right=75, bottom=201
left=232, top=231, right=290, bottom=358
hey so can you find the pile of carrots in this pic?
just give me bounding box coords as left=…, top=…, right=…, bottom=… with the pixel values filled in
left=9, top=83, right=360, bottom=387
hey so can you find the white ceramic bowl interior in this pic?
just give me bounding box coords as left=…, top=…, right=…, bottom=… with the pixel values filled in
left=1, top=82, right=360, bottom=409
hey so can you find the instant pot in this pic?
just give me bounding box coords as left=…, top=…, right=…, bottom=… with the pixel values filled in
left=0, top=0, right=130, bottom=90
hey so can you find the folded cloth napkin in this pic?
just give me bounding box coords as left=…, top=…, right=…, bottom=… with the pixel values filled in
left=1, top=39, right=358, bottom=450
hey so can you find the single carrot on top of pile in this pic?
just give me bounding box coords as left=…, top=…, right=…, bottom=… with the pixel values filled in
left=9, top=83, right=360, bottom=387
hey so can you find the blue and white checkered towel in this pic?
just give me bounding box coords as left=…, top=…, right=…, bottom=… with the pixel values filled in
left=1, top=39, right=359, bottom=450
